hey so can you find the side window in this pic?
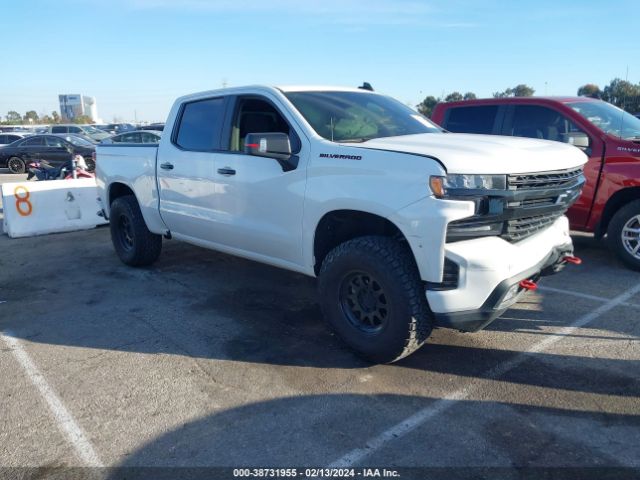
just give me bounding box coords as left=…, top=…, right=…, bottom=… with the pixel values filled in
left=141, top=133, right=158, bottom=143
left=69, top=126, right=82, bottom=133
left=230, top=97, right=292, bottom=151
left=46, top=137, right=65, bottom=147
left=120, top=133, right=138, bottom=142
left=510, top=105, right=586, bottom=143
left=9, top=135, right=21, bottom=143
left=444, top=106, right=499, bottom=134
left=24, top=137, right=45, bottom=146
left=0, top=135, right=6, bottom=143
left=175, top=97, right=225, bottom=151
left=51, top=126, right=66, bottom=133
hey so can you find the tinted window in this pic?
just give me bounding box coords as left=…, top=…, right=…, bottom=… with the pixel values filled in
left=24, top=137, right=45, bottom=146
left=120, top=133, right=140, bottom=143
left=8, top=135, right=21, bottom=143
left=0, top=135, right=6, bottom=143
left=444, top=106, right=498, bottom=134
left=51, top=126, right=67, bottom=133
left=69, top=126, right=82, bottom=133
left=46, top=136, right=65, bottom=147
left=511, top=106, right=585, bottom=142
left=141, top=132, right=159, bottom=143
left=175, top=97, right=225, bottom=151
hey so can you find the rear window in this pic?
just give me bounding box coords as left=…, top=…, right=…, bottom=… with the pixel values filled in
left=444, top=106, right=498, bottom=134
left=51, top=126, right=67, bottom=133
left=175, top=97, right=225, bottom=151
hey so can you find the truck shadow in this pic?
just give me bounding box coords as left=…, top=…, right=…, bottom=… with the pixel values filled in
left=0, top=228, right=638, bottom=399
left=100, top=394, right=639, bottom=473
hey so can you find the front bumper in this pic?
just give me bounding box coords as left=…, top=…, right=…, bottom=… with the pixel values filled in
left=427, top=215, right=575, bottom=331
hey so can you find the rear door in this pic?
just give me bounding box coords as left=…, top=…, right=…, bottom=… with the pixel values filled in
left=502, top=104, right=605, bottom=228
left=21, top=136, right=45, bottom=162
left=157, top=96, right=228, bottom=242
left=43, top=136, right=71, bottom=165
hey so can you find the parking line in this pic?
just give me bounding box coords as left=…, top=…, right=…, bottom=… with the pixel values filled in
left=1, top=332, right=103, bottom=467
left=538, top=285, right=640, bottom=308
left=328, top=282, right=640, bottom=467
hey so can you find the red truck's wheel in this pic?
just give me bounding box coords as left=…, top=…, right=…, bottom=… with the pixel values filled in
left=110, top=195, right=162, bottom=267
left=318, top=235, right=433, bottom=364
left=608, top=200, right=640, bottom=271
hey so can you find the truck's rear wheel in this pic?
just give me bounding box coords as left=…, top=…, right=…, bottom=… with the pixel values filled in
left=318, top=236, right=433, bottom=363
left=608, top=200, right=640, bottom=270
left=110, top=195, right=162, bottom=267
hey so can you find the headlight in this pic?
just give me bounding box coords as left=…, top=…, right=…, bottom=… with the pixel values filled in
left=430, top=174, right=507, bottom=198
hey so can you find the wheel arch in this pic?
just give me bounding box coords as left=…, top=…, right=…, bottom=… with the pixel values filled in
left=596, top=186, right=640, bottom=239
left=312, top=209, right=411, bottom=275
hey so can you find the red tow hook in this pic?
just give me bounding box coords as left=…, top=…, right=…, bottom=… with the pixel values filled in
left=564, top=255, right=582, bottom=265
left=519, top=279, right=538, bottom=291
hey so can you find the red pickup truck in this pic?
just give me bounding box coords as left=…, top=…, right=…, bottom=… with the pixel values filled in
left=432, top=97, right=640, bottom=269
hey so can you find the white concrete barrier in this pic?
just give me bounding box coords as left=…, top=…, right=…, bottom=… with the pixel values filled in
left=1, top=179, right=108, bottom=238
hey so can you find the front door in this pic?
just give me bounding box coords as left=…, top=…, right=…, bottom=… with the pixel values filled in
left=210, top=95, right=308, bottom=266
left=504, top=104, right=604, bottom=228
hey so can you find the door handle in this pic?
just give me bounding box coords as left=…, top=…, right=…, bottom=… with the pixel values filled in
left=217, top=167, right=236, bottom=176
left=160, top=162, right=174, bottom=170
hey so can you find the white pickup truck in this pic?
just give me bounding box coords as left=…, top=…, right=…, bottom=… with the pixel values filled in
left=96, top=85, right=586, bottom=363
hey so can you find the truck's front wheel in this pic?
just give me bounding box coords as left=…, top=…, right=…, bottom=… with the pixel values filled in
left=318, top=236, right=433, bottom=363
left=608, top=199, right=640, bottom=270
left=110, top=195, right=162, bottom=267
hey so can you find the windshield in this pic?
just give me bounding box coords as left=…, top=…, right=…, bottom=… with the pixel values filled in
left=80, top=125, right=103, bottom=134
left=284, top=91, right=441, bottom=142
left=567, top=100, right=640, bottom=140
left=63, top=135, right=94, bottom=147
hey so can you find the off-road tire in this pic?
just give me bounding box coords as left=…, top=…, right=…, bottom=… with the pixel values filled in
left=608, top=199, right=640, bottom=271
left=8, top=156, right=25, bottom=174
left=110, top=195, right=162, bottom=267
left=318, top=235, right=433, bottom=363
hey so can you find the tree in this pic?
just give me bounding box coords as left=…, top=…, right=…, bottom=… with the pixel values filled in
left=416, top=95, right=439, bottom=117
left=23, top=110, right=39, bottom=123
left=51, top=111, right=60, bottom=124
left=73, top=115, right=94, bottom=124
left=41, top=114, right=53, bottom=124
left=577, top=84, right=602, bottom=98
left=463, top=92, right=477, bottom=100
left=444, top=91, right=464, bottom=102
left=6, top=111, right=22, bottom=124
left=493, top=84, right=535, bottom=98
left=602, top=78, right=640, bottom=112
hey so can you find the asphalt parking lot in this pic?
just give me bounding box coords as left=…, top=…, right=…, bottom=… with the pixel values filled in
left=0, top=172, right=638, bottom=479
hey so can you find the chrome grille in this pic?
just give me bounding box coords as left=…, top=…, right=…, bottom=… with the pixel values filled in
left=508, top=167, right=584, bottom=190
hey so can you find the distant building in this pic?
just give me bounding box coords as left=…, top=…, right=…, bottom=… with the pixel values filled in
left=58, top=94, right=99, bottom=122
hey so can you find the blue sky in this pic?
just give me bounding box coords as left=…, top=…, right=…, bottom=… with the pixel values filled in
left=1, top=0, right=638, bottom=123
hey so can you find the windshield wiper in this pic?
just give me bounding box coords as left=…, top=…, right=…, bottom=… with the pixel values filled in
left=339, top=138, right=372, bottom=143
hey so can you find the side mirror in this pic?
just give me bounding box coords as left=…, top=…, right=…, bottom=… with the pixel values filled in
left=244, top=132, right=298, bottom=172
left=563, top=132, right=590, bottom=150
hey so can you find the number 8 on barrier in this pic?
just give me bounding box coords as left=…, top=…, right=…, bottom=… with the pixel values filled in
left=14, top=185, right=33, bottom=217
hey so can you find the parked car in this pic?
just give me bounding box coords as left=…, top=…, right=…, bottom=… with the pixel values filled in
left=0, top=134, right=96, bottom=173
left=45, top=124, right=110, bottom=142
left=100, top=130, right=161, bottom=144
left=97, top=85, right=586, bottom=363
left=96, top=123, right=136, bottom=135
left=0, top=132, right=28, bottom=147
left=432, top=97, right=640, bottom=270
left=138, top=123, right=165, bottom=132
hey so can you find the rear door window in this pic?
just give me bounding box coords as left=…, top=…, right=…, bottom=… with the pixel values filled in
left=51, top=126, right=67, bottom=133
left=24, top=137, right=45, bottom=146
left=174, top=97, right=226, bottom=151
left=444, top=106, right=500, bottom=134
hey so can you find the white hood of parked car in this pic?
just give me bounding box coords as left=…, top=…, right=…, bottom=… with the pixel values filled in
left=350, top=133, right=588, bottom=174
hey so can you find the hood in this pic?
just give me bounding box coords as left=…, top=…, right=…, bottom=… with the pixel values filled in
left=350, top=133, right=588, bottom=174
